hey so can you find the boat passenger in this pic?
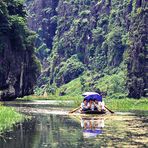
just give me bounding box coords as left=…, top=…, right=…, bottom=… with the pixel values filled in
left=87, top=99, right=95, bottom=111
left=94, top=99, right=99, bottom=111
left=81, top=99, right=89, bottom=111
left=99, top=101, right=105, bottom=111
left=94, top=99, right=105, bottom=111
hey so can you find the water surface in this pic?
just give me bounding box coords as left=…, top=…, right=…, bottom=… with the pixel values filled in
left=0, top=101, right=147, bottom=148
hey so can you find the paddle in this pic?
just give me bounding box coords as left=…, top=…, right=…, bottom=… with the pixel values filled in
left=69, top=106, right=81, bottom=114
left=105, top=105, right=114, bottom=113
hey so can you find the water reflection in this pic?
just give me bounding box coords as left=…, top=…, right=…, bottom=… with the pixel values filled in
left=1, top=113, right=147, bottom=148
left=0, top=101, right=148, bottom=148
left=0, top=115, right=83, bottom=148
left=81, top=117, right=104, bottom=138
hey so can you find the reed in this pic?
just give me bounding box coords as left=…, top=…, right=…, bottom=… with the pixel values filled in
left=105, top=98, right=148, bottom=111
left=0, top=106, right=24, bottom=132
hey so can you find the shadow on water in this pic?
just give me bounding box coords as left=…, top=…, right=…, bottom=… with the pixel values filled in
left=0, top=101, right=148, bottom=148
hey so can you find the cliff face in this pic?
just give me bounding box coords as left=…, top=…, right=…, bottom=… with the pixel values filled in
left=26, top=0, right=59, bottom=59
left=127, top=2, right=148, bottom=98
left=0, top=0, right=40, bottom=100
left=26, top=0, right=148, bottom=98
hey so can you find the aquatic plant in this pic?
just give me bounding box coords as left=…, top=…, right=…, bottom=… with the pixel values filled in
left=0, top=106, right=24, bottom=132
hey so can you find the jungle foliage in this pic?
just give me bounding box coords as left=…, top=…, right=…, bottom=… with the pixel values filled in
left=27, top=0, right=147, bottom=99
left=0, top=0, right=41, bottom=100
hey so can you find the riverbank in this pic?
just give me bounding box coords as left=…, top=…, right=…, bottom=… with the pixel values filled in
left=18, top=95, right=148, bottom=112
left=0, top=106, right=24, bottom=133
left=105, top=98, right=148, bottom=111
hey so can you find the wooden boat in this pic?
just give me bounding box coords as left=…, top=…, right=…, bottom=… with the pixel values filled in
left=81, top=110, right=106, bottom=115
left=69, top=106, right=113, bottom=115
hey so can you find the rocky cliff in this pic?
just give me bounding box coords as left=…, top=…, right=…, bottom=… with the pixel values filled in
left=0, top=0, right=40, bottom=100
left=26, top=0, right=58, bottom=60
left=26, top=0, right=148, bottom=98
left=127, top=3, right=148, bottom=98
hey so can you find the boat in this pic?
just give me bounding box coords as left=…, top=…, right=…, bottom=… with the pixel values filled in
left=81, top=110, right=106, bottom=114
left=69, top=107, right=107, bottom=115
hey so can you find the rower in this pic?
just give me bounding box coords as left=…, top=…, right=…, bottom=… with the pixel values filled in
left=94, top=98, right=105, bottom=111
left=87, top=99, right=95, bottom=111
left=81, top=99, right=89, bottom=111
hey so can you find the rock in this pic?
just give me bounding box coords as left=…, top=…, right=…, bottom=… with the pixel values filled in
left=0, top=0, right=40, bottom=101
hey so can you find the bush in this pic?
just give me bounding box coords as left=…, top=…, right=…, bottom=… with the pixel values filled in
left=55, top=55, right=85, bottom=86
left=97, top=71, right=127, bottom=97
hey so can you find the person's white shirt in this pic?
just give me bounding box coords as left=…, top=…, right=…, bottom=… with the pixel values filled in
left=87, top=102, right=95, bottom=110
left=94, top=101, right=105, bottom=110
left=81, top=102, right=88, bottom=109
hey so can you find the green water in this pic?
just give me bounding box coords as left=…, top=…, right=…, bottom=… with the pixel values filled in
left=0, top=101, right=147, bottom=148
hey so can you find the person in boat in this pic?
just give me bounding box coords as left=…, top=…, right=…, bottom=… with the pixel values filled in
left=87, top=99, right=95, bottom=111
left=94, top=98, right=105, bottom=112
left=81, top=99, right=90, bottom=111
left=94, top=100, right=98, bottom=111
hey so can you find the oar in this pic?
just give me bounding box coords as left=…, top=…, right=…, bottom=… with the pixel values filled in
left=69, top=106, right=81, bottom=114
left=105, top=105, right=114, bottom=114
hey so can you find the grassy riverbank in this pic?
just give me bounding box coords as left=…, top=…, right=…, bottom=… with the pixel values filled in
left=105, top=98, right=148, bottom=111
left=0, top=106, right=24, bottom=133
left=19, top=95, right=148, bottom=111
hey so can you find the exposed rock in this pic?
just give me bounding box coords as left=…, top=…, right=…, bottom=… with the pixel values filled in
left=26, top=0, right=148, bottom=98
left=127, top=6, right=148, bottom=98
left=0, top=0, right=40, bottom=100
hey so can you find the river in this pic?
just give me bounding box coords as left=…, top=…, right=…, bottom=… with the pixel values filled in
left=0, top=100, right=147, bottom=148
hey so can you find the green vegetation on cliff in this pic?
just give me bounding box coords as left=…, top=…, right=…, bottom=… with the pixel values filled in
left=27, top=0, right=147, bottom=99
left=0, top=0, right=41, bottom=100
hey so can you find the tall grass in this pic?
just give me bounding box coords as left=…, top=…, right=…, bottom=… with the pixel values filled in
left=105, top=98, right=148, bottom=111
left=0, top=106, right=24, bottom=132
